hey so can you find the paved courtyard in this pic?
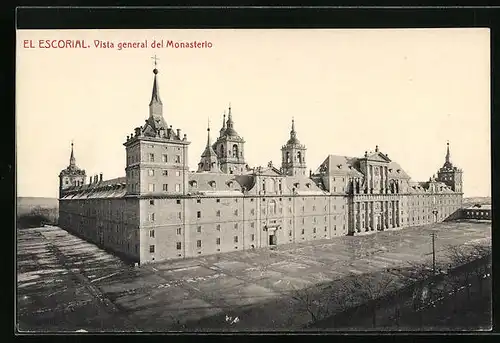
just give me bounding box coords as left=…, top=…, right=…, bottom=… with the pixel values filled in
left=17, top=220, right=491, bottom=332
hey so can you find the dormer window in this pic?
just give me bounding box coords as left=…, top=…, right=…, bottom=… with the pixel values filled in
left=306, top=183, right=311, bottom=188
left=294, top=182, right=300, bottom=188
left=396, top=169, right=400, bottom=173
left=337, top=164, right=342, bottom=169
left=389, top=168, right=393, bottom=172
left=209, top=181, right=216, bottom=188
left=190, top=180, right=198, bottom=188
left=227, top=181, right=233, bottom=187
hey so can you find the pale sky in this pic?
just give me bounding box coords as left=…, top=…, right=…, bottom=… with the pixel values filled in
left=16, top=29, right=491, bottom=198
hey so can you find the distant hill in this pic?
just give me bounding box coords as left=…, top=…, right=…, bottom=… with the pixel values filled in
left=17, top=197, right=58, bottom=215
left=463, top=197, right=491, bottom=207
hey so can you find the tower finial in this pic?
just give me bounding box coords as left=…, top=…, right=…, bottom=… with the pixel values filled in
left=446, top=141, right=451, bottom=163
left=149, top=55, right=162, bottom=105
left=69, top=140, right=76, bottom=167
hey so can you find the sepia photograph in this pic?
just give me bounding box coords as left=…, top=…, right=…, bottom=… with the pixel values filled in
left=16, top=28, right=491, bottom=332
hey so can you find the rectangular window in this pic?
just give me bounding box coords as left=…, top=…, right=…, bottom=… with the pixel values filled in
left=216, top=198, right=221, bottom=203
left=178, top=212, right=182, bottom=219
left=197, top=226, right=202, bottom=233
left=149, top=153, right=155, bottom=162
left=251, top=234, right=255, bottom=241
left=175, top=171, right=181, bottom=177
left=250, top=209, right=255, bottom=215
left=234, top=236, right=239, bottom=243
left=301, top=229, right=305, bottom=234
left=234, top=209, right=238, bottom=216
left=197, top=211, right=201, bottom=218
left=176, top=242, right=182, bottom=250
left=162, top=154, right=168, bottom=163
left=149, top=199, right=155, bottom=205
left=313, top=205, right=316, bottom=211
left=175, top=184, right=181, bottom=192
left=197, top=199, right=201, bottom=203
left=162, top=170, right=168, bottom=176
left=177, top=228, right=182, bottom=235
left=216, top=238, right=221, bottom=245
left=176, top=199, right=181, bottom=204
left=216, top=210, right=221, bottom=217
left=289, top=230, right=292, bottom=236
left=149, top=245, right=155, bottom=253
left=234, top=223, right=238, bottom=229
left=149, top=213, right=155, bottom=221
left=148, top=169, right=155, bottom=176
left=149, top=229, right=155, bottom=238
left=250, top=222, right=255, bottom=228
left=163, top=184, right=168, bottom=191
left=197, top=240, right=202, bottom=248
left=313, top=228, right=316, bottom=233
left=175, top=155, right=181, bottom=163
left=148, top=183, right=155, bottom=192
left=216, top=224, right=221, bottom=231
left=325, top=226, right=327, bottom=231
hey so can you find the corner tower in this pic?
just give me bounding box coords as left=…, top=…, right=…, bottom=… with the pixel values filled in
left=212, top=104, right=246, bottom=174
left=123, top=61, right=190, bottom=195
left=281, top=118, right=307, bottom=176
left=436, top=142, right=463, bottom=193
left=59, top=141, right=86, bottom=197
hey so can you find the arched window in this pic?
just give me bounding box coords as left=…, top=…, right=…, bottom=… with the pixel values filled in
left=269, top=200, right=277, bottom=214
left=232, top=144, right=239, bottom=158
left=286, top=152, right=290, bottom=163
left=262, top=179, right=266, bottom=192
left=297, top=151, right=302, bottom=163
left=220, top=144, right=225, bottom=157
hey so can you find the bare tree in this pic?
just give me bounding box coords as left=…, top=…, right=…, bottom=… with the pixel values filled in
left=339, top=272, right=400, bottom=328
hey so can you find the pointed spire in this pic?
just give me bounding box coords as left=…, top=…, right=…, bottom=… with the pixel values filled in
left=149, top=66, right=162, bottom=106
left=445, top=141, right=450, bottom=163
left=287, top=118, right=300, bottom=145
left=227, top=102, right=233, bottom=128
left=206, top=118, right=212, bottom=147
left=224, top=103, right=239, bottom=136
left=69, top=140, right=76, bottom=167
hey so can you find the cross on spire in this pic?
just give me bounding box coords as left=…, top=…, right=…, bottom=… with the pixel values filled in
left=151, top=54, right=160, bottom=68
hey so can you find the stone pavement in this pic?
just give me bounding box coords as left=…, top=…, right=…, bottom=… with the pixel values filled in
left=16, top=220, right=491, bottom=332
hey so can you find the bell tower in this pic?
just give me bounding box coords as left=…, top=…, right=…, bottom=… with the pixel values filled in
left=437, top=142, right=463, bottom=193
left=281, top=118, right=307, bottom=176
left=59, top=141, right=86, bottom=198
left=123, top=58, right=190, bottom=196
left=213, top=104, right=246, bottom=174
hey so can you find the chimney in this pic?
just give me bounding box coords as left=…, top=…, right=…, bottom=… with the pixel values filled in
left=89, top=176, right=92, bottom=184
left=309, top=169, right=312, bottom=177
left=99, top=173, right=103, bottom=182
left=183, top=134, right=187, bottom=141
left=177, top=129, right=181, bottom=137
left=94, top=175, right=98, bottom=183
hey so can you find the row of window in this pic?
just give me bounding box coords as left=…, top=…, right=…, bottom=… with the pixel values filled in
left=148, top=209, right=346, bottom=221
left=147, top=183, right=182, bottom=192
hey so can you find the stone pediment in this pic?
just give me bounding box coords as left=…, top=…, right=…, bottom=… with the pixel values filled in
left=255, top=164, right=283, bottom=176
left=365, top=152, right=391, bottom=163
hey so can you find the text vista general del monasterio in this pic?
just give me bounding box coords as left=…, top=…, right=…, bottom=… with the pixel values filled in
left=22, top=39, right=214, bottom=49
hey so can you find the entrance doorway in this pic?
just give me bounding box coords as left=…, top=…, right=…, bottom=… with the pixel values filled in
left=269, top=234, right=277, bottom=246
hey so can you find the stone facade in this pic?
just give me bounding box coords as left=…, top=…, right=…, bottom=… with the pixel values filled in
left=58, top=65, right=463, bottom=265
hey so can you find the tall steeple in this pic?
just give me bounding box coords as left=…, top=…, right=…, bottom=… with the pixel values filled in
left=445, top=141, right=451, bottom=164
left=224, top=103, right=239, bottom=137
left=287, top=117, right=300, bottom=145
left=144, top=55, right=168, bottom=136
left=149, top=67, right=162, bottom=106
left=219, top=111, right=227, bottom=137
left=282, top=118, right=307, bottom=176
left=198, top=118, right=220, bottom=172
left=69, top=140, right=76, bottom=167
